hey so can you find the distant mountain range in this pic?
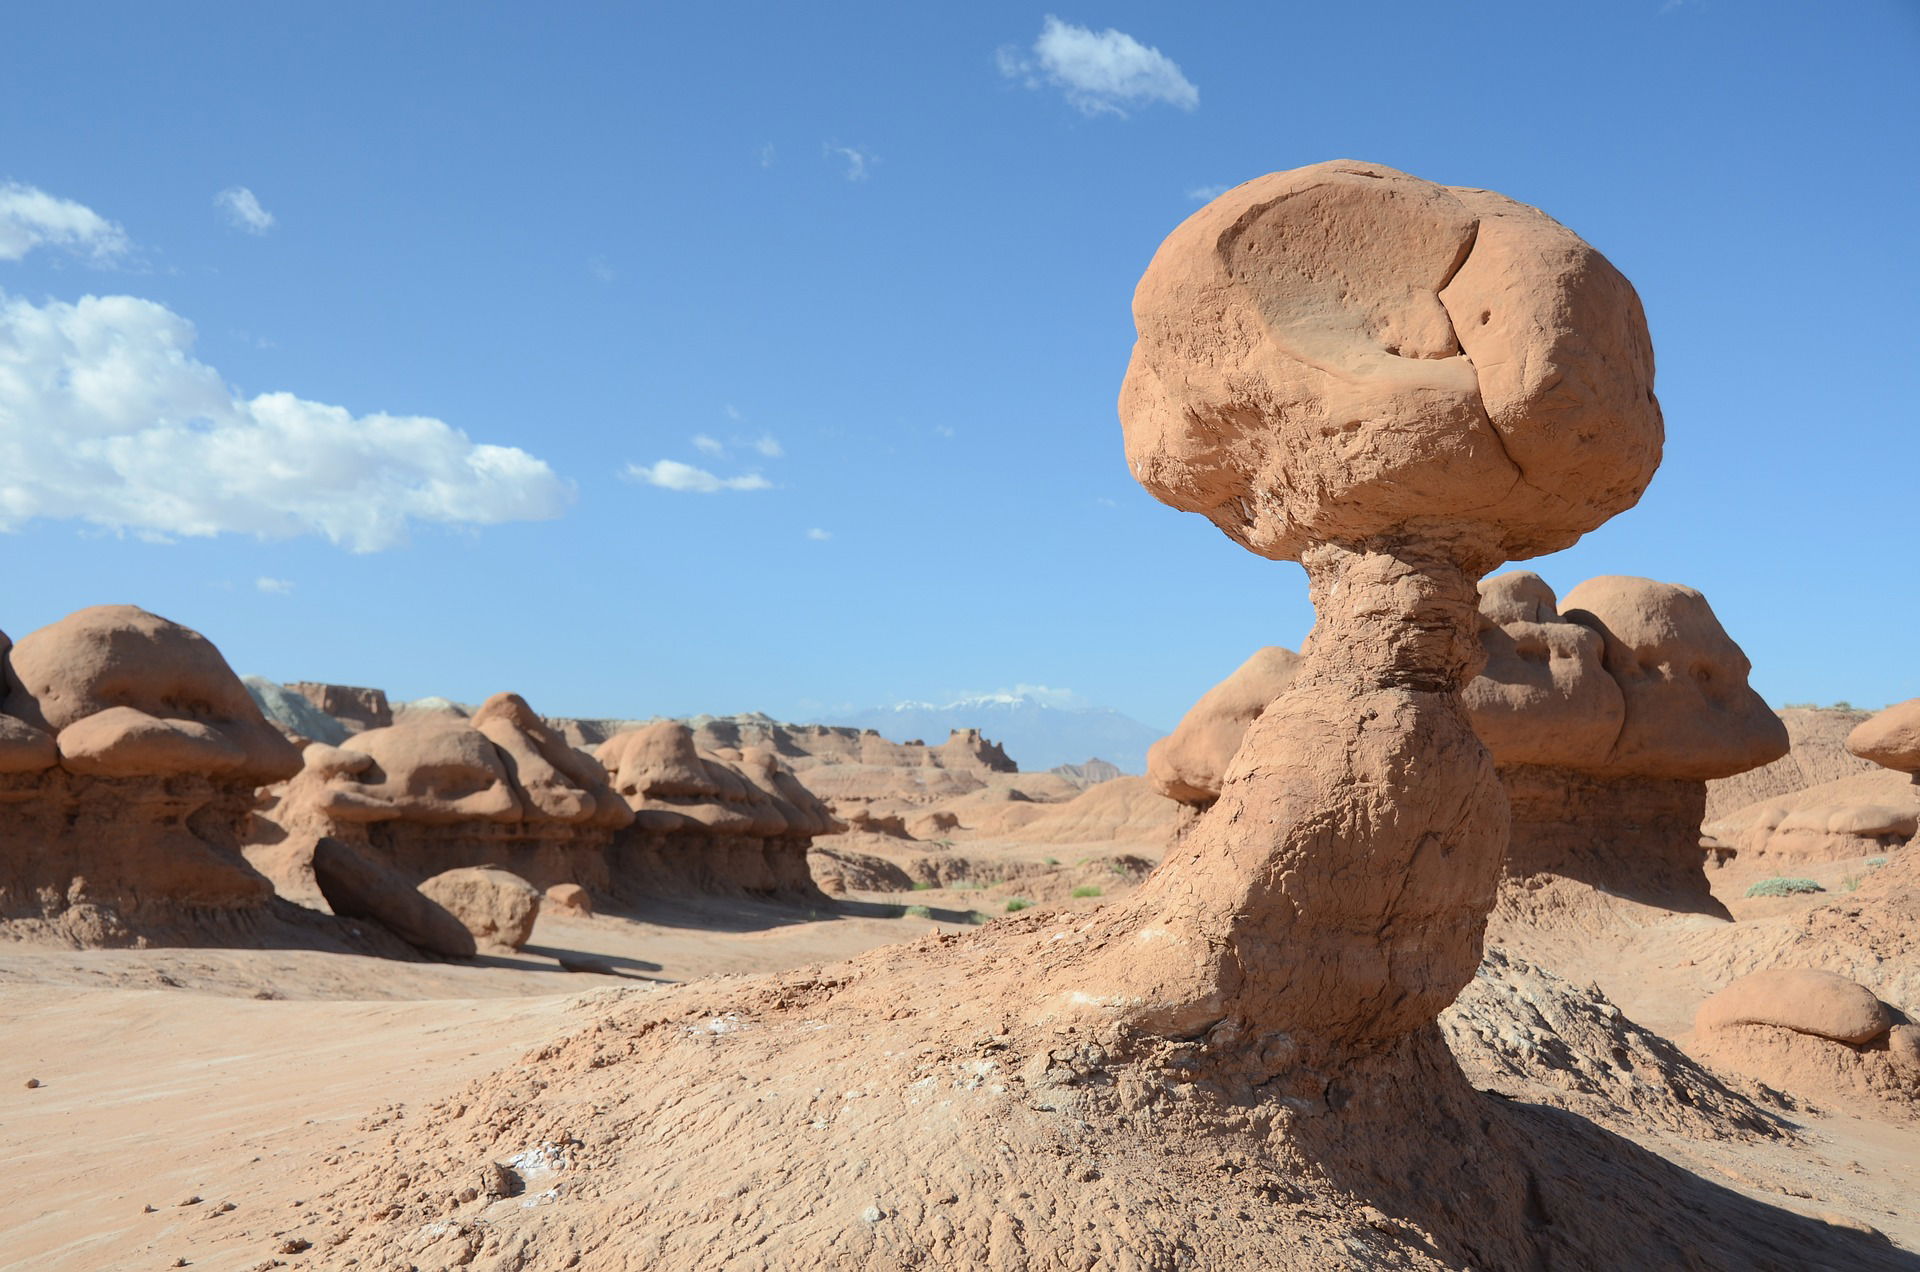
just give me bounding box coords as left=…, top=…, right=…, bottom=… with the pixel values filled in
left=821, top=693, right=1165, bottom=775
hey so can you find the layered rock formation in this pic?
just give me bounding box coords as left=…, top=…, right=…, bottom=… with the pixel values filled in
left=1479, top=572, right=1786, bottom=906
left=254, top=691, right=633, bottom=900
left=1153, top=571, right=1786, bottom=908
left=0, top=606, right=302, bottom=943
left=595, top=720, right=837, bottom=900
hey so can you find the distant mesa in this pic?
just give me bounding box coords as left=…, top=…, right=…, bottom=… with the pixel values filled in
left=287, top=681, right=393, bottom=733
left=822, top=691, right=1162, bottom=774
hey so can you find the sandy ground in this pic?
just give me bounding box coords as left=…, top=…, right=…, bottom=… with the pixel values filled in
left=5, top=852, right=1917, bottom=1270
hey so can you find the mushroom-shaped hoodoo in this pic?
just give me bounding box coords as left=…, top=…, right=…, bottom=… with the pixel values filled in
left=0, top=606, right=299, bottom=938
left=1069, top=159, right=1661, bottom=1045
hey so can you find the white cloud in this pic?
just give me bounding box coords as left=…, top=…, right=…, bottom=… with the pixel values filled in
left=824, top=143, right=875, bottom=182
left=757, top=142, right=776, bottom=169
left=214, top=186, right=275, bottom=235
left=623, top=459, right=770, bottom=493
left=0, top=183, right=130, bottom=263
left=806, top=527, right=831, bottom=541
left=587, top=255, right=615, bottom=283
left=933, top=424, right=956, bottom=438
left=751, top=433, right=783, bottom=458
left=1186, top=183, right=1232, bottom=202
left=692, top=433, right=726, bottom=457
left=0, top=289, right=571, bottom=551
left=255, top=576, right=294, bottom=595
left=999, top=17, right=1198, bottom=117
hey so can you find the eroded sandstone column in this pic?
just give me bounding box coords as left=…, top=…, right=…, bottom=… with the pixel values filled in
left=1038, top=160, right=1663, bottom=1052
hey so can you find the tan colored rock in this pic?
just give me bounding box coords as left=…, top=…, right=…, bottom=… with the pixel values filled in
left=1695, top=967, right=1894, bottom=1045
left=1147, top=646, right=1302, bottom=806
left=417, top=866, right=541, bottom=952
left=4, top=604, right=300, bottom=785
left=311, top=838, right=475, bottom=958
left=1121, top=160, right=1660, bottom=571
left=543, top=882, right=593, bottom=917
left=287, top=681, right=392, bottom=733
left=1559, top=577, right=1788, bottom=780
left=1705, top=706, right=1880, bottom=819
left=0, top=608, right=300, bottom=940
left=1463, top=572, right=1622, bottom=769
left=251, top=695, right=632, bottom=900
left=1847, top=698, right=1920, bottom=775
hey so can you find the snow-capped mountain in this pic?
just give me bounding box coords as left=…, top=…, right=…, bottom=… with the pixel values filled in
left=821, top=692, right=1165, bottom=775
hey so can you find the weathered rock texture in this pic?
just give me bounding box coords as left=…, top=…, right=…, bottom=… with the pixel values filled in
left=0, top=606, right=301, bottom=944
left=293, top=163, right=1899, bottom=1270
left=596, top=721, right=838, bottom=900
left=254, top=692, right=633, bottom=901
left=1146, top=646, right=1302, bottom=806
left=1157, top=571, right=1785, bottom=909
left=288, top=681, right=393, bottom=733
left=243, top=676, right=350, bottom=746
left=1691, top=969, right=1919, bottom=1116
left=418, top=865, right=542, bottom=952
left=1704, top=770, right=1919, bottom=864
left=1848, top=698, right=1920, bottom=776
left=1706, top=707, right=1880, bottom=820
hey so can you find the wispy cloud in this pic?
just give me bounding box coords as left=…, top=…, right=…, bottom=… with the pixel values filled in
left=1186, top=183, right=1232, bottom=202
left=757, top=142, right=776, bottom=169
left=0, top=182, right=130, bottom=263
left=751, top=434, right=783, bottom=458
left=824, top=143, right=876, bottom=182
left=256, top=576, right=294, bottom=595
left=587, top=255, right=615, bottom=284
left=998, top=16, right=1198, bottom=118
left=215, top=186, right=275, bottom=235
left=623, top=459, right=771, bottom=493
left=0, top=289, right=571, bottom=551
left=806, top=527, right=831, bottom=541
left=692, top=433, right=726, bottom=457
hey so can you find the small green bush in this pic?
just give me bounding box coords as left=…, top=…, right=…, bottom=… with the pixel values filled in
left=1005, top=898, right=1033, bottom=913
left=904, top=904, right=933, bottom=919
left=951, top=880, right=982, bottom=892
left=910, top=880, right=937, bottom=891
left=1744, top=877, right=1824, bottom=898
left=1042, top=857, right=1060, bottom=866
left=1071, top=885, right=1104, bottom=899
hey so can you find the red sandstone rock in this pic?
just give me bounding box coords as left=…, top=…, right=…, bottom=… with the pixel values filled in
left=417, top=866, right=541, bottom=952
left=1848, top=698, right=1920, bottom=775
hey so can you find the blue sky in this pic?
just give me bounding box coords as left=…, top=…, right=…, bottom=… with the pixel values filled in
left=2, top=2, right=1915, bottom=732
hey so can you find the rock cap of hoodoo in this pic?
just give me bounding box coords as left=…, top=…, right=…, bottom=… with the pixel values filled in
left=1695, top=967, right=1896, bottom=1046
left=1121, top=159, right=1662, bottom=570
left=1848, top=698, right=1920, bottom=775
left=1462, top=571, right=1624, bottom=769
left=2, top=604, right=300, bottom=785
left=1558, top=576, right=1788, bottom=779
left=1148, top=646, right=1303, bottom=806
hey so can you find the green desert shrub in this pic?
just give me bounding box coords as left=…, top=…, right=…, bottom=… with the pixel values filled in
left=1744, top=877, right=1824, bottom=898
left=910, top=880, right=937, bottom=891
left=1005, top=898, right=1033, bottom=913
left=903, top=904, right=933, bottom=919
left=1071, top=885, right=1104, bottom=899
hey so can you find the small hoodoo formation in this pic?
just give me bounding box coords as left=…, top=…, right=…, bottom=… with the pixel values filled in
left=1848, top=698, right=1920, bottom=784
left=253, top=691, right=633, bottom=901
left=1690, top=968, right=1919, bottom=1116
left=0, top=605, right=302, bottom=944
left=595, top=720, right=838, bottom=900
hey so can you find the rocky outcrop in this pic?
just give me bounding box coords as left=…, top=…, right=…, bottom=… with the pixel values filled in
left=255, top=691, right=633, bottom=899
left=597, top=721, right=838, bottom=901
left=0, top=606, right=302, bottom=944
left=244, top=676, right=351, bottom=745
left=1848, top=698, right=1920, bottom=777
left=1154, top=571, right=1785, bottom=909
left=417, top=865, right=542, bottom=952
left=288, top=682, right=393, bottom=733
left=311, top=837, right=476, bottom=958
left=1691, top=969, right=1919, bottom=1116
